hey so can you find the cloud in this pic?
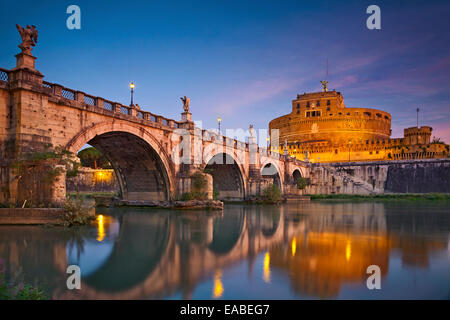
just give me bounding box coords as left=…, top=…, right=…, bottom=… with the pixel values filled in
left=203, top=76, right=306, bottom=116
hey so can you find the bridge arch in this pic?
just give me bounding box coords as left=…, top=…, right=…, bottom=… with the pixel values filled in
left=203, top=151, right=246, bottom=200
left=290, top=165, right=307, bottom=179
left=260, top=160, right=283, bottom=192
left=292, top=168, right=302, bottom=185
left=66, top=121, right=175, bottom=201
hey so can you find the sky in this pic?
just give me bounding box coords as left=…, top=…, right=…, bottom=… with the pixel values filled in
left=0, top=0, right=449, bottom=142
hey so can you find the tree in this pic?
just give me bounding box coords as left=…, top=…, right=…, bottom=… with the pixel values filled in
left=77, top=147, right=111, bottom=169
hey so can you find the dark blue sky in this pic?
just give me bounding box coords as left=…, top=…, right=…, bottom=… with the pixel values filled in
left=1, top=0, right=449, bottom=141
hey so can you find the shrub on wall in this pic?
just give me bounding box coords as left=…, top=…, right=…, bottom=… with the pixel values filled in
left=296, top=177, right=309, bottom=190
left=262, top=184, right=281, bottom=203
left=191, top=172, right=207, bottom=192
left=11, top=145, right=79, bottom=207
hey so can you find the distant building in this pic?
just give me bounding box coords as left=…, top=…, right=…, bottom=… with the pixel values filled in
left=269, top=87, right=449, bottom=163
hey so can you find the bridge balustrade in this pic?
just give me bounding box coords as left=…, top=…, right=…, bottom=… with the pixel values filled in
left=0, top=68, right=9, bottom=82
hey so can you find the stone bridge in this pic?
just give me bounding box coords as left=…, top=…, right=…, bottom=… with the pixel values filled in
left=0, top=49, right=309, bottom=205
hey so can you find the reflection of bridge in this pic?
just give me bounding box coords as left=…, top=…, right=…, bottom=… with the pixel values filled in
left=54, top=205, right=305, bottom=299
left=0, top=202, right=448, bottom=299
left=0, top=47, right=309, bottom=205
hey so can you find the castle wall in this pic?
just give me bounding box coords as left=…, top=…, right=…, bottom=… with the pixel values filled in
left=307, top=159, right=450, bottom=195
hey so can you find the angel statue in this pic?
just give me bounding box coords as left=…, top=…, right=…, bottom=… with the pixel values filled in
left=180, top=96, right=190, bottom=113
left=320, top=80, right=329, bottom=92
left=16, top=24, right=38, bottom=55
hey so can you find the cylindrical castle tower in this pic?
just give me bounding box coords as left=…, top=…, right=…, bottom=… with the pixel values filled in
left=269, top=90, right=391, bottom=147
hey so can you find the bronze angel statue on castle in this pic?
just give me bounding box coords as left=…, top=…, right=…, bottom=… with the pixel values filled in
left=16, top=24, right=38, bottom=55
left=180, top=96, right=190, bottom=113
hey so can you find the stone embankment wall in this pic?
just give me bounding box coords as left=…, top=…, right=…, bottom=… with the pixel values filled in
left=66, top=167, right=119, bottom=193
left=307, top=158, right=450, bottom=194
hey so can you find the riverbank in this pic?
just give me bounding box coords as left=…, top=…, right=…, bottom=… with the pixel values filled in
left=0, top=208, right=64, bottom=225
left=308, top=193, right=450, bottom=201
left=116, top=199, right=224, bottom=210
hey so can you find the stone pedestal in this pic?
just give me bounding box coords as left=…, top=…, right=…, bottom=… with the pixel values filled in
left=15, top=52, right=37, bottom=70
left=9, top=52, right=43, bottom=87
left=181, top=111, right=192, bottom=122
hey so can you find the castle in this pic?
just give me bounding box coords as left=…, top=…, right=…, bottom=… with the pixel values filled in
left=269, top=85, right=449, bottom=163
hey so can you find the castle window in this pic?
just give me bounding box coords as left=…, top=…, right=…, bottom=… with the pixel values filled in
left=327, top=107, right=330, bottom=111
left=316, top=100, right=320, bottom=106
left=376, top=113, right=382, bottom=118
left=384, top=115, right=389, bottom=120
left=306, top=102, right=310, bottom=108
left=364, top=112, right=371, bottom=117
left=327, top=100, right=330, bottom=106
left=338, top=112, right=342, bottom=116
left=306, top=111, right=310, bottom=117
left=346, top=112, right=350, bottom=115
left=296, top=103, right=300, bottom=109
left=296, top=110, right=300, bottom=114
left=376, top=150, right=379, bottom=154
left=335, top=149, right=338, bottom=154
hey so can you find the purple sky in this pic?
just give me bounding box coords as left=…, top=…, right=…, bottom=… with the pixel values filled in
left=0, top=0, right=449, bottom=142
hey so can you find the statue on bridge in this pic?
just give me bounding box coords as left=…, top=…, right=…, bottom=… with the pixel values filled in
left=180, top=96, right=190, bottom=113
left=16, top=24, right=38, bottom=55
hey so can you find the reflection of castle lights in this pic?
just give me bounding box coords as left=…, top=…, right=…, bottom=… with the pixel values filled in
left=213, top=270, right=224, bottom=298
left=345, top=240, right=352, bottom=261
left=291, top=237, right=297, bottom=256
left=97, top=215, right=105, bottom=242
left=263, top=252, right=271, bottom=283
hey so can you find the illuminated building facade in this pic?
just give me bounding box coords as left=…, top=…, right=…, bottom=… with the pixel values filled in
left=269, top=86, right=449, bottom=163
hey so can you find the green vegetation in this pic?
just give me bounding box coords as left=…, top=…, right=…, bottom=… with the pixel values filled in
left=77, top=147, right=111, bottom=169
left=180, top=191, right=206, bottom=201
left=309, top=193, right=450, bottom=202
left=191, top=172, right=207, bottom=192
left=61, top=196, right=96, bottom=227
left=0, top=259, right=47, bottom=300
left=11, top=145, right=80, bottom=207
left=262, top=184, right=282, bottom=204
left=296, top=177, right=309, bottom=190
left=178, top=172, right=209, bottom=201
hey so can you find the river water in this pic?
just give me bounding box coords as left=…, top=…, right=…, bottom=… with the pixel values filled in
left=0, top=201, right=449, bottom=299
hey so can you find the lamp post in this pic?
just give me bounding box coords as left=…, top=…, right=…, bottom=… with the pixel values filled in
left=129, top=82, right=135, bottom=106
left=217, top=117, right=222, bottom=134
left=266, top=137, right=270, bottom=149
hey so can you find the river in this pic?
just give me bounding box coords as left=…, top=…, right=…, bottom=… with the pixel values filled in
left=0, top=201, right=449, bottom=299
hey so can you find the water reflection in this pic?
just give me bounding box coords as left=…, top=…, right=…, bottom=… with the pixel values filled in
left=0, top=202, right=449, bottom=299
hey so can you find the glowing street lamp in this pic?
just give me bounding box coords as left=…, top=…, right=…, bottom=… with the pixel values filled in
left=266, top=137, right=270, bottom=148
left=217, top=117, right=222, bottom=134
left=129, top=82, right=135, bottom=106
